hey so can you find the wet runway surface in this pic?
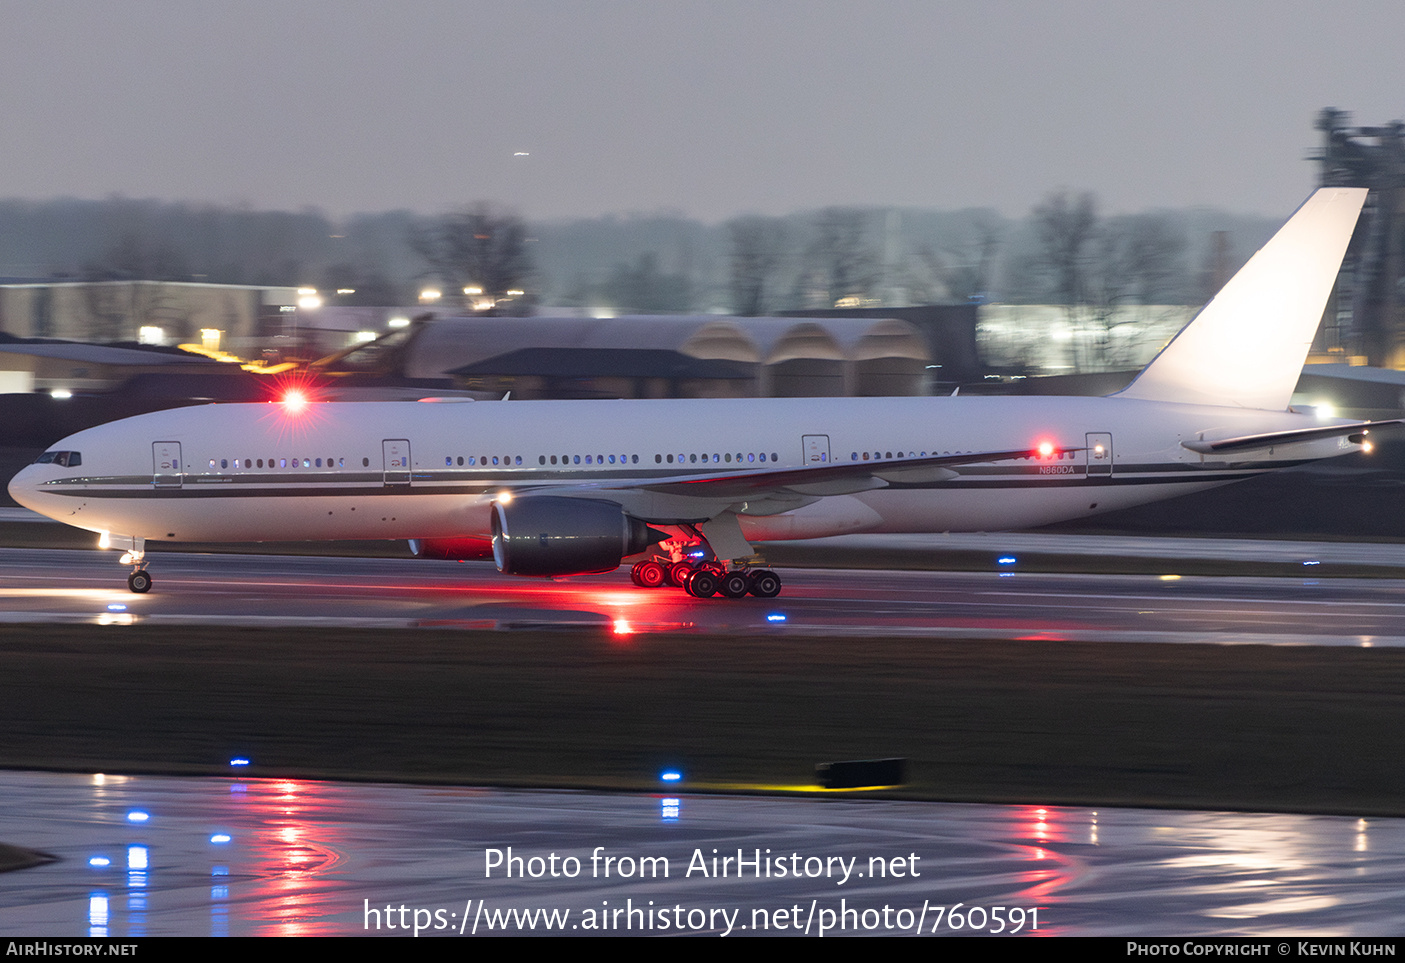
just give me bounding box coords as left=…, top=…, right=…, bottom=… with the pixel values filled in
left=2, top=547, right=1405, bottom=644
left=2, top=771, right=1402, bottom=937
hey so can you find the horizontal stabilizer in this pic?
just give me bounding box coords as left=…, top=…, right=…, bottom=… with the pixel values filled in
left=1180, top=420, right=1400, bottom=455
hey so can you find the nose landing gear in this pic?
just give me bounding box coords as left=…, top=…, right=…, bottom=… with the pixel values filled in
left=111, top=535, right=151, bottom=593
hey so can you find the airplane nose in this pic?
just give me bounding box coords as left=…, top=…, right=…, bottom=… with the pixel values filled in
left=8, top=465, right=46, bottom=516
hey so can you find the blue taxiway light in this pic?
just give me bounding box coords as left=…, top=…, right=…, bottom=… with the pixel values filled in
left=229, top=757, right=250, bottom=766
left=125, top=811, right=149, bottom=822
left=997, top=556, right=1017, bottom=565
left=660, top=770, right=682, bottom=782
left=766, top=613, right=786, bottom=622
left=88, top=857, right=111, bottom=867
left=210, top=834, right=231, bottom=844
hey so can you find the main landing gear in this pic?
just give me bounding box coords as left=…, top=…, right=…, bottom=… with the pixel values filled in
left=630, top=557, right=782, bottom=599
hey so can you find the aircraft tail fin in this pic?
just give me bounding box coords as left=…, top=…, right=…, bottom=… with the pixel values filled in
left=1116, top=187, right=1367, bottom=410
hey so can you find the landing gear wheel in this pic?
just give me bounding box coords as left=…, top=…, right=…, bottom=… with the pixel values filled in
left=667, top=560, right=695, bottom=587
left=633, top=559, right=667, bottom=589
left=720, top=571, right=751, bottom=598
left=686, top=568, right=719, bottom=598
left=747, top=569, right=781, bottom=598
left=127, top=570, right=152, bottom=594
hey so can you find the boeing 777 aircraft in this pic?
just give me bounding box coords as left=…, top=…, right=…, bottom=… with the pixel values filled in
left=8, top=188, right=1386, bottom=598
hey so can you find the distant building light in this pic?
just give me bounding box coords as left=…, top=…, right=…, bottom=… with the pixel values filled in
left=50, top=389, right=72, bottom=399
left=335, top=288, right=356, bottom=295
left=297, top=287, right=317, bottom=296
left=463, top=286, right=483, bottom=296
left=200, top=329, right=222, bottom=352
left=506, top=289, right=525, bottom=297
left=353, top=331, right=377, bottom=343
left=138, top=326, right=165, bottom=345
left=297, top=295, right=323, bottom=309
left=387, top=317, right=410, bottom=328
left=420, top=288, right=442, bottom=302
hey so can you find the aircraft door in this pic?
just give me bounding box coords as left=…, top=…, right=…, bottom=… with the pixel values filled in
left=383, top=439, right=411, bottom=486
left=1086, top=432, right=1113, bottom=476
left=152, top=441, right=183, bottom=489
left=802, top=434, right=831, bottom=464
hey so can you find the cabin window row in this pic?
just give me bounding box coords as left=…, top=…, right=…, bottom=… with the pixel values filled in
left=848, top=450, right=1076, bottom=461
left=211, top=457, right=362, bottom=469
left=655, top=452, right=779, bottom=465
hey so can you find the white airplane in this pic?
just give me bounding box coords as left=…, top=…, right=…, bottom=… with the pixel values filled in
left=8, top=187, right=1387, bottom=598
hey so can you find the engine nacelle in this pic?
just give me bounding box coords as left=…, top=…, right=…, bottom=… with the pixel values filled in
left=491, top=496, right=665, bottom=576
left=408, top=536, right=495, bottom=560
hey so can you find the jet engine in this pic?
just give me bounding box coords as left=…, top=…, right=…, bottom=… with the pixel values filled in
left=490, top=496, right=666, bottom=576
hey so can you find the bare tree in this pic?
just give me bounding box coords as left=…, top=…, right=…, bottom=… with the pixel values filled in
left=1033, top=191, right=1099, bottom=306
left=411, top=204, right=533, bottom=314
left=1085, top=214, right=1189, bottom=366
left=801, top=207, right=879, bottom=308
left=915, top=213, right=1003, bottom=303
left=599, top=253, right=692, bottom=314
left=726, top=215, right=788, bottom=316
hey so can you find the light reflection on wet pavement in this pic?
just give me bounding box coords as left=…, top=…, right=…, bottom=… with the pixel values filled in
left=5, top=548, right=1405, bottom=645
left=1, top=772, right=1403, bottom=936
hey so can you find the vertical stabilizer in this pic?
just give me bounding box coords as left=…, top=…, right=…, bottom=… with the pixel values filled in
left=1117, top=187, right=1367, bottom=410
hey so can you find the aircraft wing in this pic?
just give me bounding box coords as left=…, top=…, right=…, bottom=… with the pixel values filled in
left=1180, top=420, right=1401, bottom=455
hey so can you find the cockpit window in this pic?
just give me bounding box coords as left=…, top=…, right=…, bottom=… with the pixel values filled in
left=34, top=451, right=81, bottom=467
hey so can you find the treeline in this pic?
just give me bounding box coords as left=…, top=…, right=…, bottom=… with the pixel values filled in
left=0, top=195, right=1282, bottom=315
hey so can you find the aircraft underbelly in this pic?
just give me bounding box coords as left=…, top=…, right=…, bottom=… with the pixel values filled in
left=71, top=492, right=488, bottom=544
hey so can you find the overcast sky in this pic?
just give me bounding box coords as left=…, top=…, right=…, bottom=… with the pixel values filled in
left=0, top=0, right=1398, bottom=222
